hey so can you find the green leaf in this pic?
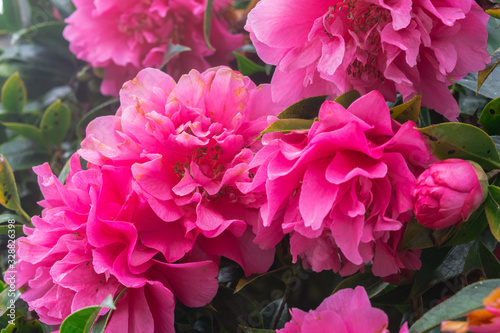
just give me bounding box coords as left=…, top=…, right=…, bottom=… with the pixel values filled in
left=260, top=298, right=289, bottom=330
left=0, top=136, right=49, bottom=170
left=390, top=94, right=421, bottom=124
left=0, top=288, right=21, bottom=315
left=0, top=154, right=26, bottom=219
left=0, top=224, right=25, bottom=235
left=478, top=47, right=500, bottom=95
left=401, top=219, right=453, bottom=250
left=234, top=52, right=267, bottom=77
left=412, top=244, right=471, bottom=296
left=479, top=95, right=500, bottom=135
left=278, top=95, right=327, bottom=120
left=485, top=185, right=500, bottom=242
left=60, top=295, right=115, bottom=333
left=1, top=72, right=26, bottom=114
left=211, top=286, right=263, bottom=331
left=409, top=279, right=500, bottom=333
left=1, top=122, right=48, bottom=148
left=0, top=214, right=25, bottom=224
left=235, top=267, right=288, bottom=293
left=203, top=0, right=215, bottom=51
left=463, top=239, right=500, bottom=278
left=40, top=99, right=71, bottom=146
left=0, top=311, right=44, bottom=333
left=160, top=42, right=191, bottom=69
left=419, top=123, right=500, bottom=170
left=442, top=207, right=488, bottom=247
left=0, top=0, right=23, bottom=32
left=333, top=90, right=361, bottom=109
left=259, top=119, right=315, bottom=138
left=239, top=328, right=275, bottom=333
left=90, top=289, right=127, bottom=333
left=333, top=271, right=389, bottom=298
left=12, top=21, right=72, bottom=58
left=487, top=8, right=500, bottom=19
left=49, top=0, right=75, bottom=19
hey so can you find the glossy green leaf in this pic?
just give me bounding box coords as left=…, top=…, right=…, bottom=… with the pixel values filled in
left=0, top=214, right=25, bottom=224
left=0, top=224, right=24, bottom=236
left=333, top=271, right=389, bottom=298
left=409, top=279, right=500, bottom=333
left=160, top=42, right=191, bottom=69
left=235, top=267, right=288, bottom=293
left=12, top=21, right=72, bottom=58
left=486, top=8, right=500, bottom=19
left=1, top=72, right=26, bottom=114
left=211, top=286, right=263, bottom=331
left=401, top=219, right=453, bottom=250
left=239, top=328, right=275, bottom=333
left=463, top=239, right=500, bottom=278
left=0, top=288, right=21, bottom=315
left=40, top=99, right=71, bottom=145
left=419, top=123, right=500, bottom=170
left=259, top=119, right=315, bottom=138
left=0, top=0, right=23, bottom=32
left=234, top=52, right=267, bottom=76
left=60, top=295, right=115, bottom=333
left=90, top=289, right=127, bottom=333
left=333, top=90, right=361, bottom=109
left=485, top=185, right=500, bottom=242
left=442, top=207, right=488, bottom=247
left=0, top=154, right=26, bottom=219
left=203, top=0, right=215, bottom=51
left=478, top=48, right=500, bottom=96
left=479, top=95, right=500, bottom=135
left=390, top=94, right=421, bottom=124
left=0, top=136, right=49, bottom=170
left=412, top=244, right=470, bottom=296
left=278, top=95, right=327, bottom=120
left=1, top=122, right=48, bottom=148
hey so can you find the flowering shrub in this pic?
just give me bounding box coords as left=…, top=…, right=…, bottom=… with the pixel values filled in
left=1, top=0, right=500, bottom=332
left=63, top=0, right=242, bottom=95
left=243, top=91, right=431, bottom=277
left=245, top=0, right=490, bottom=119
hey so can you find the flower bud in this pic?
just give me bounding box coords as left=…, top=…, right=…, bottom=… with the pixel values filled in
left=412, top=159, right=488, bottom=229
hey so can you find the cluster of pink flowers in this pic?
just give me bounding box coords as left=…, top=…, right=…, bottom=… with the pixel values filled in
left=63, top=0, right=242, bottom=95
left=278, top=286, right=409, bottom=332
left=242, top=91, right=432, bottom=276
left=9, top=0, right=495, bottom=331
left=8, top=66, right=277, bottom=332
left=245, top=0, right=490, bottom=119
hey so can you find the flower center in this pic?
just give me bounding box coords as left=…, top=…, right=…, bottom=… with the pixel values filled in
left=323, top=0, right=390, bottom=80
left=173, top=143, right=225, bottom=181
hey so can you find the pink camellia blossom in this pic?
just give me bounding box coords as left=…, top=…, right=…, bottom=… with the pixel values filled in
left=277, top=286, right=409, bottom=332
left=5, top=154, right=219, bottom=332
left=242, top=91, right=431, bottom=277
left=245, top=0, right=490, bottom=119
left=63, top=0, right=242, bottom=96
left=413, top=159, right=488, bottom=229
left=79, top=66, right=277, bottom=277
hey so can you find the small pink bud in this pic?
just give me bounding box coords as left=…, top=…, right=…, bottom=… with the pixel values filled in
left=412, top=159, right=488, bottom=229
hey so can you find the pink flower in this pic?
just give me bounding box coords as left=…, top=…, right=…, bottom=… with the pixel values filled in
left=412, top=159, right=488, bottom=229
left=79, top=66, right=277, bottom=276
left=277, top=286, right=409, bottom=333
left=63, top=0, right=242, bottom=96
left=245, top=0, right=490, bottom=119
left=5, top=154, right=219, bottom=332
left=244, top=91, right=431, bottom=277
